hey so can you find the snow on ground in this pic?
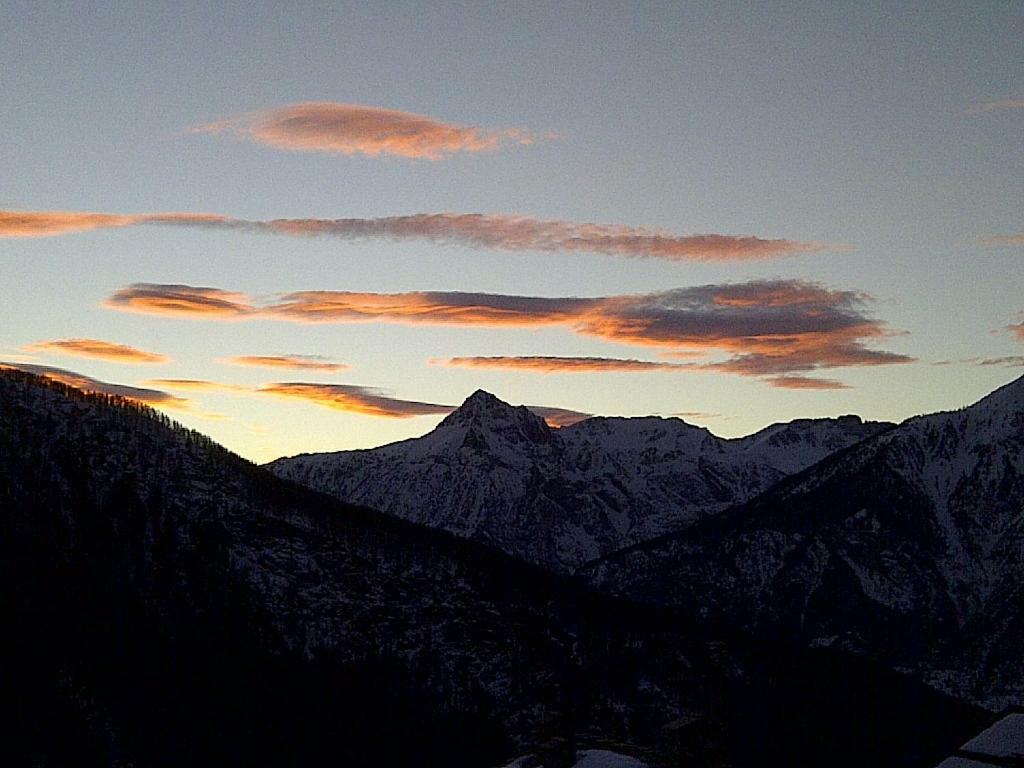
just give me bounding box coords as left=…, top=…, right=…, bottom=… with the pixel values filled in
left=959, top=712, right=1024, bottom=757
left=574, top=750, right=648, bottom=768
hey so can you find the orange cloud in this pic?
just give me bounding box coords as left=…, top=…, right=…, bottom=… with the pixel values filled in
left=191, top=102, right=538, bottom=160
left=1, top=362, right=191, bottom=409
left=977, top=234, right=1024, bottom=247
left=0, top=207, right=827, bottom=262
left=267, top=290, right=595, bottom=326
left=1010, top=322, right=1024, bottom=340
left=106, top=280, right=912, bottom=387
left=258, top=382, right=455, bottom=419
left=0, top=210, right=135, bottom=237
left=105, top=283, right=255, bottom=318
left=0, top=210, right=230, bottom=238
left=962, top=97, right=1024, bottom=115
left=765, top=375, right=852, bottom=390
left=27, top=338, right=169, bottom=364
left=435, top=356, right=691, bottom=373
left=219, top=354, right=348, bottom=372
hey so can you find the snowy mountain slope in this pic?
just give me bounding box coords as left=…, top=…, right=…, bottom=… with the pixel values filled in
left=585, top=375, right=1024, bottom=709
left=268, top=390, right=890, bottom=571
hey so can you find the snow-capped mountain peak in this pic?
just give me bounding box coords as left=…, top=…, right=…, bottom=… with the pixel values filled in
left=438, top=389, right=554, bottom=447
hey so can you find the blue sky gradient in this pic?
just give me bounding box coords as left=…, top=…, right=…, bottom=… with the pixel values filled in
left=2, top=1, right=1021, bottom=461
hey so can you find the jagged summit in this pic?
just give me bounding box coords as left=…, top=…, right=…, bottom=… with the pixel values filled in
left=438, top=389, right=553, bottom=445
left=460, top=388, right=505, bottom=408
left=442, top=389, right=536, bottom=424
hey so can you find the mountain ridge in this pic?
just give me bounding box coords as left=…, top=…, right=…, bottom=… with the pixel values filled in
left=268, top=389, right=894, bottom=571
left=584, top=373, right=1024, bottom=709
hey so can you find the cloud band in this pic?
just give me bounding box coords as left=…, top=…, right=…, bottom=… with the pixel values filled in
left=1, top=207, right=828, bottom=262
left=105, top=279, right=913, bottom=387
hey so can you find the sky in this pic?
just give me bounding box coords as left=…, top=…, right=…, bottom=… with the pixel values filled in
left=1, top=1, right=1021, bottom=463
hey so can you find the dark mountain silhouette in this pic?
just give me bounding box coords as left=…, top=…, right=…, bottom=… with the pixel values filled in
left=0, top=370, right=989, bottom=766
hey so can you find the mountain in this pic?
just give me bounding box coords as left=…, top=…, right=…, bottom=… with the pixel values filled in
left=0, top=369, right=987, bottom=766
left=268, top=389, right=890, bottom=571
left=585, top=375, right=1024, bottom=710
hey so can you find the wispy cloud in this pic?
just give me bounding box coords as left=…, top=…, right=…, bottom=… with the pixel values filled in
left=1, top=362, right=190, bottom=409
left=434, top=355, right=693, bottom=373
left=964, top=356, right=1024, bottom=368
left=977, top=234, right=1024, bottom=247
left=258, top=382, right=454, bottom=419
left=763, top=375, right=852, bottom=390
left=142, top=378, right=253, bottom=393
left=261, top=214, right=828, bottom=261
left=1010, top=322, right=1024, bottom=341
left=190, top=102, right=540, bottom=160
left=218, top=354, right=348, bottom=372
left=673, top=411, right=723, bottom=420
left=27, top=338, right=169, bottom=364
left=106, top=280, right=911, bottom=387
left=962, top=97, right=1024, bottom=115
left=0, top=207, right=829, bottom=262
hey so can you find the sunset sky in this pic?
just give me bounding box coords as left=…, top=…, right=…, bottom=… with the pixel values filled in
left=2, top=1, right=1021, bottom=462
